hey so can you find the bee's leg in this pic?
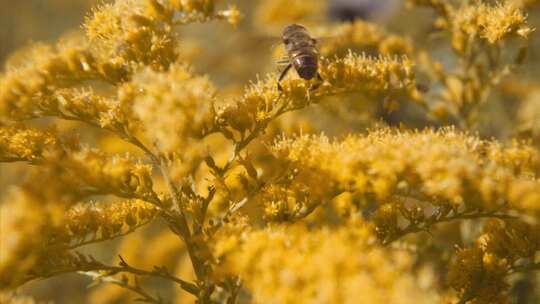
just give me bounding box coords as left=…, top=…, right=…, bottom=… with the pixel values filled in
left=308, top=73, right=324, bottom=92
left=277, top=63, right=292, bottom=92
left=276, top=57, right=291, bottom=66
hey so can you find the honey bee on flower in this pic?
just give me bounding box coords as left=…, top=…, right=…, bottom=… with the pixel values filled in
left=276, top=24, right=324, bottom=93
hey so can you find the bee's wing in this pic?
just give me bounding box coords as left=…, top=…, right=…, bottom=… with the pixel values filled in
left=270, top=40, right=285, bottom=54
left=311, top=35, right=347, bottom=58
left=240, top=32, right=288, bottom=63
left=313, top=35, right=341, bottom=45
left=243, top=32, right=282, bottom=49
left=276, top=56, right=290, bottom=66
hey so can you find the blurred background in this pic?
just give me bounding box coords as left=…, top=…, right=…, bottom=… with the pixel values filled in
left=0, top=0, right=99, bottom=65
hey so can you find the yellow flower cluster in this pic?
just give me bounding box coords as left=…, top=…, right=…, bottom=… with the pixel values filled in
left=130, top=64, right=215, bottom=152
left=0, top=0, right=240, bottom=124
left=0, top=124, right=155, bottom=200
left=408, top=0, right=534, bottom=128
left=315, top=20, right=414, bottom=57
left=0, top=124, right=59, bottom=162
left=269, top=128, right=540, bottom=240
left=272, top=127, right=539, bottom=204
left=217, top=53, right=421, bottom=138
left=0, top=168, right=157, bottom=289
left=0, top=41, right=118, bottom=120
left=63, top=148, right=155, bottom=200
left=65, top=199, right=158, bottom=247
left=85, top=0, right=240, bottom=69
left=449, top=1, right=532, bottom=53
left=214, top=224, right=439, bottom=304
left=449, top=219, right=540, bottom=303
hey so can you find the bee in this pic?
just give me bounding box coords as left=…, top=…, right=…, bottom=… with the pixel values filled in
left=277, top=24, right=323, bottom=92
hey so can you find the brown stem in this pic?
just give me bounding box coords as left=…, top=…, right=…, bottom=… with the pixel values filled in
left=108, top=279, right=163, bottom=304
left=26, top=258, right=199, bottom=295
left=383, top=209, right=517, bottom=245
left=67, top=219, right=154, bottom=250
left=508, top=262, right=540, bottom=275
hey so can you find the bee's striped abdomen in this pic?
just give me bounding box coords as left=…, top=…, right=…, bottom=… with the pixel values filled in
left=292, top=52, right=318, bottom=80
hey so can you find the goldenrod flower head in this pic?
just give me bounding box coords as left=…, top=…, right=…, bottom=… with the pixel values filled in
left=433, top=0, right=533, bottom=53
left=271, top=128, right=540, bottom=216
left=315, top=20, right=414, bottom=57
left=218, top=53, right=421, bottom=136
left=131, top=64, right=215, bottom=152
left=0, top=125, right=58, bottom=162
left=214, top=225, right=438, bottom=304
left=66, top=199, right=157, bottom=241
